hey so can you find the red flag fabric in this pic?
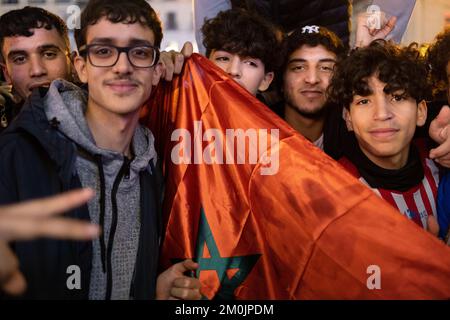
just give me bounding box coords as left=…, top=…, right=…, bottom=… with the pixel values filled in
left=141, top=54, right=450, bottom=299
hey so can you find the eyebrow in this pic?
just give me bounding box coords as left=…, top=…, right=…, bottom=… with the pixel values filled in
left=38, top=44, right=62, bottom=51
left=89, top=37, right=154, bottom=47
left=7, top=44, right=63, bottom=59
left=288, top=58, right=336, bottom=64
left=354, top=87, right=408, bottom=97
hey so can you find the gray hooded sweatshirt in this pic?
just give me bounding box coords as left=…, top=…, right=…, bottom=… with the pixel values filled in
left=43, top=79, right=157, bottom=300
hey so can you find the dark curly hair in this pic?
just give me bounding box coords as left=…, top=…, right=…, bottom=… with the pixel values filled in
left=0, top=6, right=69, bottom=62
left=201, top=8, right=281, bottom=73
left=328, top=40, right=431, bottom=110
left=74, top=0, right=163, bottom=49
left=426, top=27, right=450, bottom=97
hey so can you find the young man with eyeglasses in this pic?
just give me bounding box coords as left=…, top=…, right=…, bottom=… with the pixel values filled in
left=0, top=0, right=201, bottom=300
left=0, top=6, right=191, bottom=134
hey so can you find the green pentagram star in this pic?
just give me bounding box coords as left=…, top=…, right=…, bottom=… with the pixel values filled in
left=172, top=207, right=261, bottom=300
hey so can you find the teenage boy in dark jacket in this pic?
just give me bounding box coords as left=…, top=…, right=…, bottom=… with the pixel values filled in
left=0, top=0, right=200, bottom=300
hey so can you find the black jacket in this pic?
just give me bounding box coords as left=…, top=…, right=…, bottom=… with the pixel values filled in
left=0, top=97, right=22, bottom=135
left=231, top=0, right=351, bottom=45
left=0, top=88, right=162, bottom=300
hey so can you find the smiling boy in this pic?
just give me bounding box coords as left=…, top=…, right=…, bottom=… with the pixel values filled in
left=0, top=7, right=73, bottom=132
left=328, top=40, right=444, bottom=230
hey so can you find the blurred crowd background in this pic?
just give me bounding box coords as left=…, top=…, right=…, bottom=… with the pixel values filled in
left=1, top=0, right=449, bottom=53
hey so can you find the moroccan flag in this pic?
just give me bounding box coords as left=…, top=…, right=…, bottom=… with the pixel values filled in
left=141, top=54, right=450, bottom=299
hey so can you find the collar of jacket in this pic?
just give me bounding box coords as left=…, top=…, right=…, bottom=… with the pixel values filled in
left=6, top=87, right=78, bottom=188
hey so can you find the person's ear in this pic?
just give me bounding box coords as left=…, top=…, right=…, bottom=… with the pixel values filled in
left=416, top=100, right=427, bottom=127
left=1, top=62, right=12, bottom=84
left=151, top=62, right=162, bottom=86
left=73, top=54, right=88, bottom=84
left=343, top=107, right=354, bottom=131
left=67, top=51, right=80, bottom=83
left=257, top=72, right=274, bottom=92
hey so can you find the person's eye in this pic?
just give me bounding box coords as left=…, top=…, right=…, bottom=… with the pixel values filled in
left=356, top=98, right=370, bottom=105
left=93, top=47, right=113, bottom=57
left=319, top=65, right=334, bottom=72
left=12, top=55, right=27, bottom=64
left=215, top=56, right=229, bottom=62
left=291, top=65, right=305, bottom=71
left=132, top=47, right=152, bottom=59
left=244, top=60, right=258, bottom=67
left=42, top=51, right=58, bottom=59
left=392, top=94, right=406, bottom=102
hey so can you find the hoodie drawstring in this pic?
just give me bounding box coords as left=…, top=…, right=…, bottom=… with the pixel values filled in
left=94, top=154, right=107, bottom=274
left=82, top=152, right=132, bottom=300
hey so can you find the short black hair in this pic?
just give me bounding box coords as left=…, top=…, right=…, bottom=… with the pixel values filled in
left=74, top=0, right=163, bottom=49
left=280, top=25, right=346, bottom=74
left=0, top=6, right=69, bottom=61
left=328, top=40, right=431, bottom=110
left=426, top=27, right=450, bottom=97
left=201, top=8, right=281, bottom=73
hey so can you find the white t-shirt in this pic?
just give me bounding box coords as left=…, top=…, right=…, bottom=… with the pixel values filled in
left=313, top=133, right=324, bottom=150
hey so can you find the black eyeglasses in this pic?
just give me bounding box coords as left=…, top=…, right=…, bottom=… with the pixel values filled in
left=78, top=44, right=160, bottom=68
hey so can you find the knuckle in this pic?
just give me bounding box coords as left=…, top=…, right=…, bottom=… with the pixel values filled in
left=181, top=289, right=190, bottom=299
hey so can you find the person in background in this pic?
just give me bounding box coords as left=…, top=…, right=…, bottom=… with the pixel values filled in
left=276, top=26, right=346, bottom=156
left=0, top=7, right=73, bottom=133
left=194, top=0, right=351, bottom=54
left=427, top=27, right=450, bottom=243
left=201, top=8, right=280, bottom=97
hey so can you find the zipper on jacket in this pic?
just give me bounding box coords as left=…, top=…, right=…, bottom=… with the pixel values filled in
left=95, top=155, right=107, bottom=274
left=104, top=157, right=131, bottom=300
left=123, top=156, right=131, bottom=180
